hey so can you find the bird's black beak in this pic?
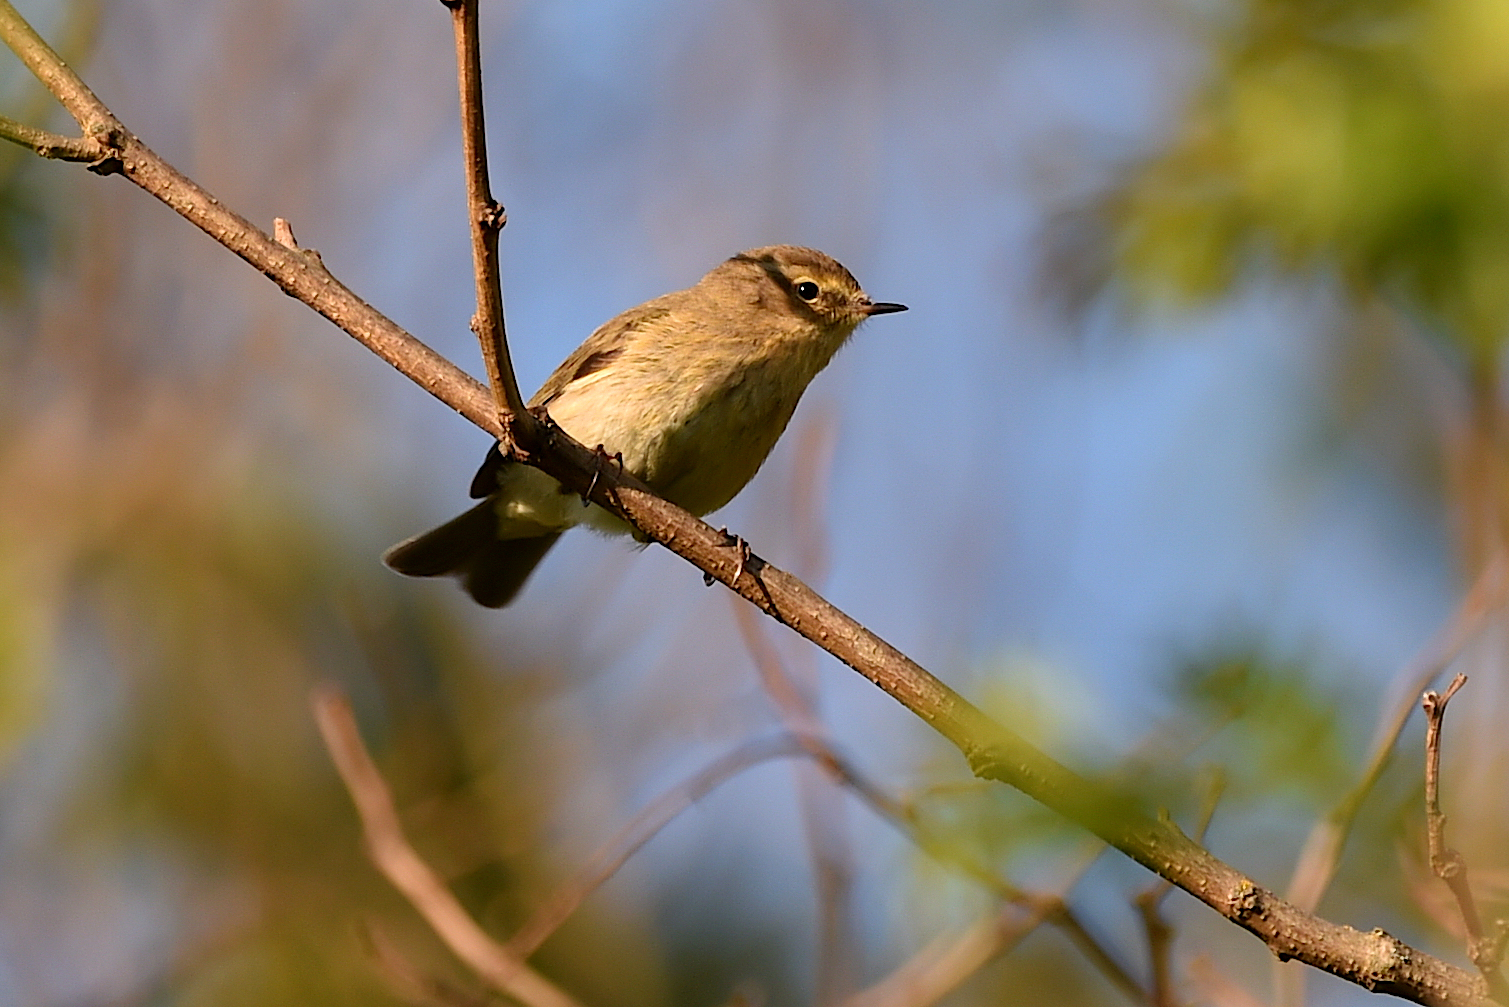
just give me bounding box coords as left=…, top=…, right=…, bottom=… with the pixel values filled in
left=863, top=301, right=908, bottom=316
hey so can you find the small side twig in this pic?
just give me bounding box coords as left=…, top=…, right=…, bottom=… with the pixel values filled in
left=310, top=686, right=586, bottom=1007
left=1422, top=675, right=1507, bottom=988
left=1277, top=554, right=1506, bottom=1007
left=272, top=216, right=324, bottom=264
left=0, top=113, right=102, bottom=160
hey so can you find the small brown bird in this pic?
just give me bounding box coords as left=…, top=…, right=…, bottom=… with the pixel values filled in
left=384, top=245, right=906, bottom=606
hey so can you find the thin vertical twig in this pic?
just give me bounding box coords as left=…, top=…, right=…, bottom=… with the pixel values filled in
left=1277, top=554, right=1507, bottom=1007
left=443, top=0, right=528, bottom=435
left=1423, top=676, right=1468, bottom=889
left=1421, top=675, right=1508, bottom=992
left=0, top=114, right=100, bottom=159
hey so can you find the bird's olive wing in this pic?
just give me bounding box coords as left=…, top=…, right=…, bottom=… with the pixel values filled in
left=528, top=302, right=673, bottom=408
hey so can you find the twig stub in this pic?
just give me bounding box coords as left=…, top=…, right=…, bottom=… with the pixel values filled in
left=479, top=200, right=506, bottom=232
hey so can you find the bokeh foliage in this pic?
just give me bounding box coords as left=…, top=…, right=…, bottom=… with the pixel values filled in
left=1109, top=0, right=1509, bottom=363
left=1032, top=0, right=1509, bottom=999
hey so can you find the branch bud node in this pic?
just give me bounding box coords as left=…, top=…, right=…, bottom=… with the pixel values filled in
left=479, top=201, right=507, bottom=232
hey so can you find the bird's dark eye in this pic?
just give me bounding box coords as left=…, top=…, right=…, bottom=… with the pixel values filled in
left=795, top=280, right=820, bottom=301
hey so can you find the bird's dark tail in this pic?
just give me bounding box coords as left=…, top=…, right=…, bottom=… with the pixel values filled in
left=383, top=500, right=560, bottom=608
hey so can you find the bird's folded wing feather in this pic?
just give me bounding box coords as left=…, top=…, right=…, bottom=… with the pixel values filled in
left=529, top=301, right=674, bottom=408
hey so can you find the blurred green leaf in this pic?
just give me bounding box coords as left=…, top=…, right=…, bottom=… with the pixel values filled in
left=1091, top=0, right=1509, bottom=360
left=1167, top=641, right=1353, bottom=801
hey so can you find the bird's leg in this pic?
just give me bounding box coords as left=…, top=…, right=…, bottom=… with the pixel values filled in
left=703, top=527, right=752, bottom=587
left=582, top=444, right=625, bottom=506
left=731, top=535, right=751, bottom=584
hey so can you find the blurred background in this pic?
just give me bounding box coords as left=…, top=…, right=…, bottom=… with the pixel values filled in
left=2, top=0, right=1508, bottom=1004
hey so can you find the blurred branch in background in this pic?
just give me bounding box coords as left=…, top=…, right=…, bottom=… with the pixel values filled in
left=505, top=732, right=837, bottom=961
left=314, top=686, right=584, bottom=1007
left=323, top=649, right=1136, bottom=1007
left=1189, top=953, right=1273, bottom=1007
left=732, top=412, right=855, bottom=1004
left=842, top=846, right=1102, bottom=1007
left=733, top=599, right=1151, bottom=1006
left=1134, top=770, right=1225, bottom=1007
